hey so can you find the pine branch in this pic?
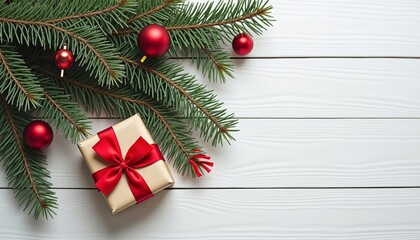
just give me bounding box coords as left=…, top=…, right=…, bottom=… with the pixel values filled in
left=45, top=0, right=132, bottom=24
left=166, top=1, right=272, bottom=31
left=0, top=0, right=137, bottom=33
left=37, top=67, right=207, bottom=176
left=166, top=0, right=273, bottom=61
left=36, top=81, right=91, bottom=143
left=109, top=0, right=180, bottom=49
left=128, top=0, right=179, bottom=23
left=0, top=45, right=43, bottom=110
left=0, top=10, right=126, bottom=86
left=196, top=46, right=234, bottom=83
left=120, top=55, right=237, bottom=146
left=0, top=96, right=57, bottom=219
left=110, top=0, right=272, bottom=83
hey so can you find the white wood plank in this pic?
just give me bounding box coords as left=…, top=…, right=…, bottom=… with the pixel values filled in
left=83, top=59, right=420, bottom=118
left=188, top=58, right=420, bottom=118
left=223, top=0, right=420, bottom=57
left=1, top=118, right=420, bottom=188
left=1, top=188, right=420, bottom=239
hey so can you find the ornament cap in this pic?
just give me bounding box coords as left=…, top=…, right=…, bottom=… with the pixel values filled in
left=140, top=55, right=147, bottom=63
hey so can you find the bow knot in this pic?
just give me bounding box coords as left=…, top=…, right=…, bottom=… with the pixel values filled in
left=91, top=127, right=164, bottom=203
left=120, top=161, right=129, bottom=170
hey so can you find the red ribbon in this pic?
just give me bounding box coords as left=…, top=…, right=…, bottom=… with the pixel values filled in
left=91, top=127, right=164, bottom=203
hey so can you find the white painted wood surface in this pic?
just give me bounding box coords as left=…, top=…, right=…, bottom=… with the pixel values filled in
left=187, top=58, right=420, bottom=117
left=2, top=0, right=420, bottom=239
left=2, top=189, right=420, bottom=239
left=245, top=0, right=420, bottom=57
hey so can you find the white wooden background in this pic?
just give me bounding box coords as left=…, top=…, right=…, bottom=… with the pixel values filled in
left=2, top=0, right=420, bottom=239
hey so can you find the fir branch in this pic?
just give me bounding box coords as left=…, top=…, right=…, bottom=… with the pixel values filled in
left=0, top=0, right=137, bottom=33
left=58, top=72, right=189, bottom=157
left=0, top=48, right=29, bottom=99
left=110, top=0, right=178, bottom=36
left=37, top=85, right=91, bottom=143
left=202, top=47, right=225, bottom=73
left=0, top=45, right=43, bottom=110
left=128, top=0, right=178, bottom=23
left=110, top=29, right=137, bottom=36
left=167, top=0, right=273, bottom=60
left=45, top=0, right=130, bottom=24
left=109, top=0, right=180, bottom=48
left=196, top=46, right=234, bottom=83
left=121, top=57, right=224, bottom=127
left=131, top=59, right=225, bottom=131
left=37, top=67, right=206, bottom=176
left=1, top=99, right=45, bottom=207
left=0, top=96, right=57, bottom=219
left=44, top=91, right=88, bottom=135
left=120, top=56, right=237, bottom=145
left=166, top=0, right=273, bottom=33
left=0, top=17, right=125, bottom=86
left=166, top=6, right=270, bottom=31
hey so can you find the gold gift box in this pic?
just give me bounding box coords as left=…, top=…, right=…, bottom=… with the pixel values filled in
left=78, top=114, right=174, bottom=214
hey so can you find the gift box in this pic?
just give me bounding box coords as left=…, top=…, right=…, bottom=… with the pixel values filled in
left=78, top=114, right=174, bottom=214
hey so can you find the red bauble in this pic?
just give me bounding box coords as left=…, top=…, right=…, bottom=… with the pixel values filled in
left=23, top=120, right=54, bottom=150
left=137, top=24, right=170, bottom=59
left=54, top=48, right=74, bottom=70
left=232, top=33, right=254, bottom=55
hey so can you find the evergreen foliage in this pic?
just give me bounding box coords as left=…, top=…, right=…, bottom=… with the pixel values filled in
left=0, top=0, right=273, bottom=219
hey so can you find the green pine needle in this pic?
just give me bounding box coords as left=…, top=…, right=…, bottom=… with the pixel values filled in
left=0, top=97, right=57, bottom=220
left=120, top=54, right=238, bottom=146
left=0, top=45, right=43, bottom=111
left=0, top=1, right=129, bottom=86
left=194, top=46, right=235, bottom=83
left=37, top=80, right=92, bottom=143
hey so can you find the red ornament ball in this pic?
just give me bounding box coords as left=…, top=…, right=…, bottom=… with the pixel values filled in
left=23, top=120, right=54, bottom=150
left=54, top=48, right=74, bottom=70
left=232, top=33, right=254, bottom=55
left=137, top=24, right=170, bottom=58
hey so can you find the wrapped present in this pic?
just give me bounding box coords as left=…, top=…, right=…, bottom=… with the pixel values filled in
left=78, top=114, right=174, bottom=214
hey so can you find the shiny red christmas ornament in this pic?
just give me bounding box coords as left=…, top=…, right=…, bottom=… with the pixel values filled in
left=137, top=24, right=170, bottom=62
left=24, top=120, right=54, bottom=150
left=54, top=44, right=74, bottom=77
left=232, top=33, right=254, bottom=55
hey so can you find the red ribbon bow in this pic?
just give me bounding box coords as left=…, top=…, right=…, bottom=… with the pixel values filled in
left=91, top=127, right=164, bottom=203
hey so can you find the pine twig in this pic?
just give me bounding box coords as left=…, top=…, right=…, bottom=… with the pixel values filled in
left=45, top=0, right=129, bottom=23
left=120, top=56, right=227, bottom=133
left=166, top=7, right=270, bottom=31
left=0, top=18, right=114, bottom=75
left=0, top=96, right=57, bottom=219
left=1, top=98, right=46, bottom=208
left=63, top=76, right=192, bottom=159
left=41, top=90, right=90, bottom=142
left=0, top=47, right=34, bottom=101
left=0, top=45, right=42, bottom=110
left=127, top=0, right=177, bottom=23
left=198, top=47, right=234, bottom=83
left=120, top=56, right=237, bottom=145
